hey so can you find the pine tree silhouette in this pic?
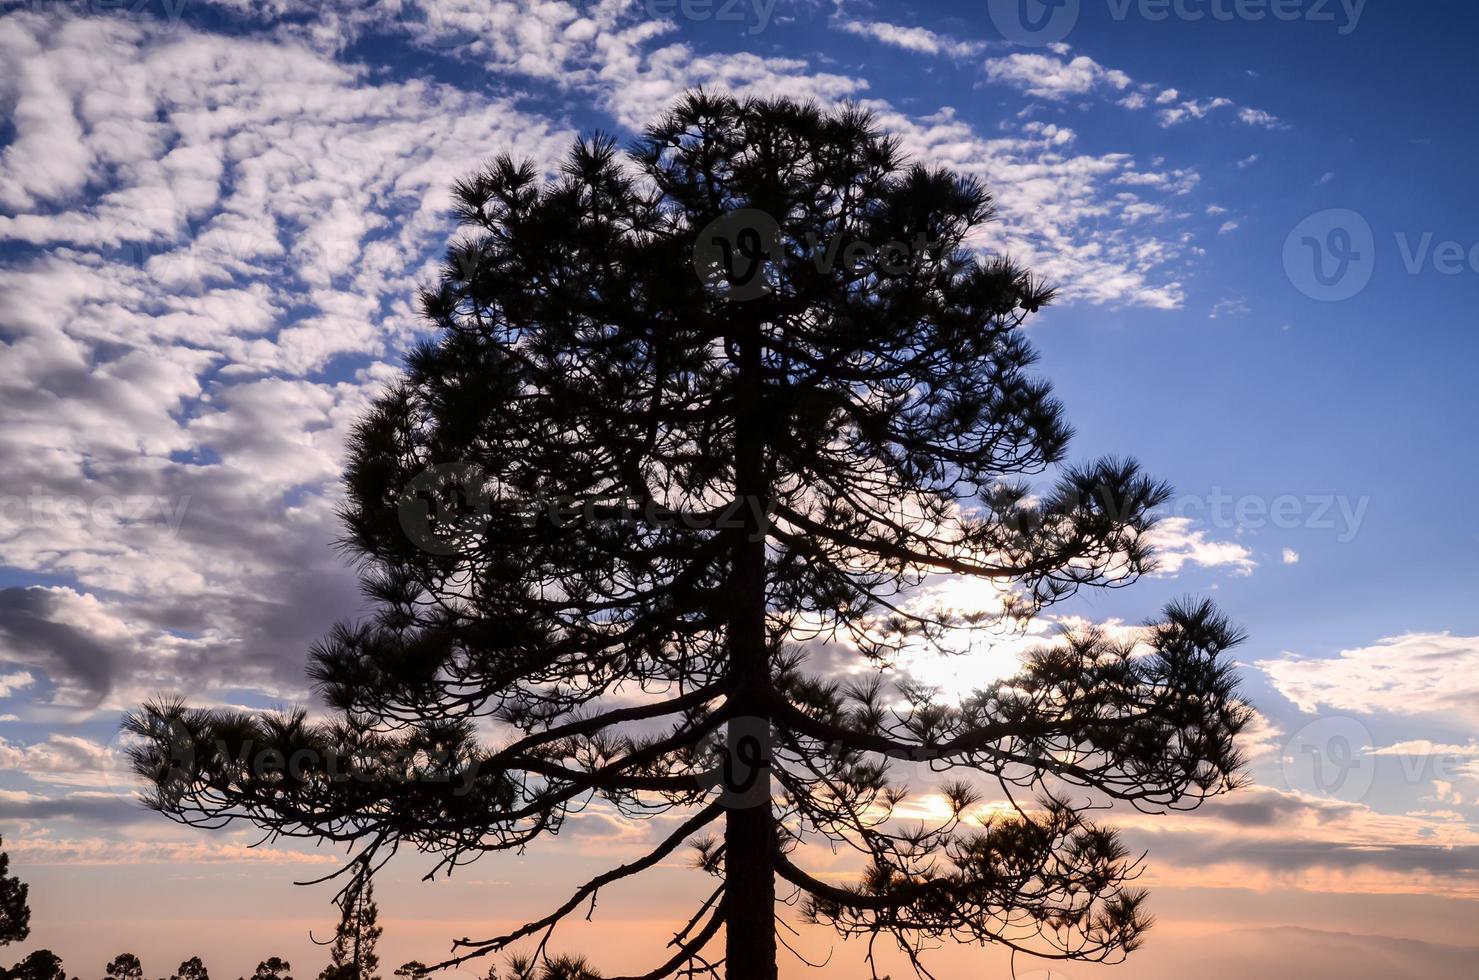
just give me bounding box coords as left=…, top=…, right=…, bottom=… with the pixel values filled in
left=128, top=92, right=1251, bottom=980
left=171, top=957, right=209, bottom=980
left=243, top=957, right=293, bottom=980
left=317, top=875, right=381, bottom=980
left=104, top=954, right=143, bottom=980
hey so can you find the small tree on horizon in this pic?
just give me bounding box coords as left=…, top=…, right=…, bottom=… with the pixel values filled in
left=169, top=958, right=208, bottom=980
left=316, top=876, right=381, bottom=980
left=0, top=835, right=30, bottom=948
left=104, top=954, right=142, bottom=980
left=128, top=92, right=1251, bottom=980
left=244, top=958, right=292, bottom=980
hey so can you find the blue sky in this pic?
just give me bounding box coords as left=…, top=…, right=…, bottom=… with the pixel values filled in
left=2, top=1, right=1478, bottom=977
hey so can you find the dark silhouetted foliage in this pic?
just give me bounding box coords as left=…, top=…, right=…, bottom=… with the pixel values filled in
left=128, top=92, right=1251, bottom=980
left=498, top=957, right=599, bottom=980
left=316, top=876, right=381, bottom=980
left=104, top=955, right=142, bottom=980
left=6, top=949, right=64, bottom=980
left=0, top=836, right=28, bottom=948
left=170, top=958, right=208, bottom=980
left=244, top=958, right=292, bottom=980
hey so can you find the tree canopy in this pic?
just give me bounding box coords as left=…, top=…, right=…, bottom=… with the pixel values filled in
left=317, top=876, right=381, bottom=980
left=246, top=958, right=293, bottom=980
left=128, top=92, right=1250, bottom=980
left=5, top=949, right=64, bottom=980
left=104, top=954, right=142, bottom=980
left=0, top=836, right=29, bottom=949
left=172, top=957, right=209, bottom=980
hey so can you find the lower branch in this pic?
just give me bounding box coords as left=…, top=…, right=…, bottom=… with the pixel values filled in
left=429, top=801, right=725, bottom=972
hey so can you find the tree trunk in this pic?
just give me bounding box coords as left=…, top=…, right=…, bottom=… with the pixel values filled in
left=723, top=316, right=777, bottom=980
left=724, top=798, right=776, bottom=979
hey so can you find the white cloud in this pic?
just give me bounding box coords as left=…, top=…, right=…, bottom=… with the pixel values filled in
left=1113, top=784, right=1479, bottom=898
left=0, top=12, right=573, bottom=707
left=1115, top=167, right=1199, bottom=192
left=1145, top=517, right=1257, bottom=576
left=0, top=669, right=36, bottom=697
left=980, top=46, right=1280, bottom=141
left=1238, top=106, right=1281, bottom=128
left=1209, top=296, right=1250, bottom=319
left=0, top=733, right=123, bottom=788
left=1283, top=548, right=1301, bottom=564
left=1369, top=739, right=1479, bottom=758
left=201, top=7, right=1206, bottom=310
left=984, top=51, right=1132, bottom=100
left=1260, top=633, right=1479, bottom=722
left=866, top=105, right=1194, bottom=309
left=835, top=18, right=984, bottom=58
left=0, top=830, right=339, bottom=866
left=1158, top=96, right=1233, bottom=126
left=1238, top=708, right=1285, bottom=762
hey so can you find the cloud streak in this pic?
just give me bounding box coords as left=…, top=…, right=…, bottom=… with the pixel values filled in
left=1259, top=633, right=1479, bottom=722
